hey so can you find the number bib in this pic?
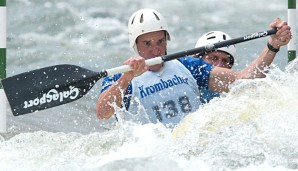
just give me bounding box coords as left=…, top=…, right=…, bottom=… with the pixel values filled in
left=127, top=60, right=202, bottom=128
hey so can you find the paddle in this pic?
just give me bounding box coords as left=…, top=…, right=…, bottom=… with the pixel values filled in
left=1, top=28, right=277, bottom=116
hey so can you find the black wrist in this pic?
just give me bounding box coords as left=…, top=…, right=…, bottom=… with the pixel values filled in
left=267, top=42, right=279, bottom=53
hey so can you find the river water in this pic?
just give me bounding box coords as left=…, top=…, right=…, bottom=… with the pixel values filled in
left=1, top=0, right=298, bottom=170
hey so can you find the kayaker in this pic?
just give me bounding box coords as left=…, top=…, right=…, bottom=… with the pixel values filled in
left=96, top=8, right=291, bottom=128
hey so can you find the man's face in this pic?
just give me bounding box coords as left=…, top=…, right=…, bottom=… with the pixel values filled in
left=136, top=31, right=167, bottom=60
left=202, top=51, right=233, bottom=69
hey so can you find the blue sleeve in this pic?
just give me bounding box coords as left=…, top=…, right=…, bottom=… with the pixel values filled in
left=178, top=57, right=213, bottom=89
left=200, top=88, right=220, bottom=104
left=100, top=73, right=132, bottom=110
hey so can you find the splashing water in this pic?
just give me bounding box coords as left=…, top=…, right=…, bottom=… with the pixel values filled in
left=2, top=0, right=298, bottom=170
left=1, top=58, right=298, bottom=171
left=173, top=60, right=298, bottom=170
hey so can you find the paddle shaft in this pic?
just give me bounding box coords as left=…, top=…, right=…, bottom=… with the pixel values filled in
left=104, top=28, right=277, bottom=76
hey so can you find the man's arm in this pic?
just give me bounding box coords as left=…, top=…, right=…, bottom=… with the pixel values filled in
left=96, top=75, right=131, bottom=119
left=208, top=20, right=292, bottom=93
left=96, top=57, right=148, bottom=120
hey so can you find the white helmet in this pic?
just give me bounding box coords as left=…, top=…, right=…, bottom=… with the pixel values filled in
left=128, top=8, right=171, bottom=54
left=195, top=31, right=236, bottom=66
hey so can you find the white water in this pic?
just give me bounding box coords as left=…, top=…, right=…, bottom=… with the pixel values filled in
left=1, top=0, right=298, bottom=170
left=1, top=62, right=298, bottom=170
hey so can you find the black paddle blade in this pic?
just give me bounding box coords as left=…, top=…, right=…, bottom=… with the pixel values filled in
left=1, top=64, right=106, bottom=116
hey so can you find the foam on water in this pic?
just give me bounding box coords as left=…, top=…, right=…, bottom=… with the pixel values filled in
left=3, top=0, right=298, bottom=170
left=1, top=60, right=298, bottom=170
left=172, top=60, right=298, bottom=170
